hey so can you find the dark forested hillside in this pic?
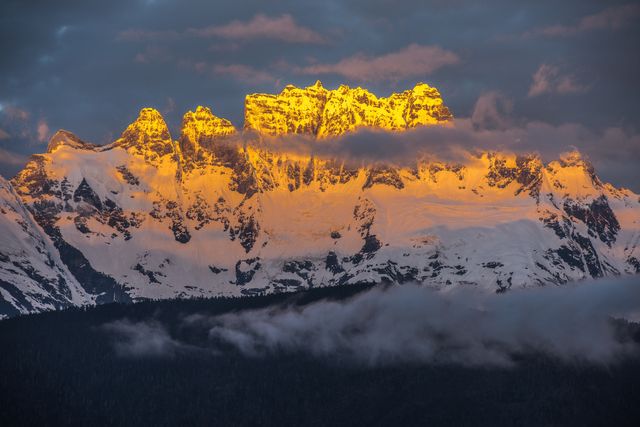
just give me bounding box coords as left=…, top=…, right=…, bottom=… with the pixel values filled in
left=1, top=284, right=639, bottom=427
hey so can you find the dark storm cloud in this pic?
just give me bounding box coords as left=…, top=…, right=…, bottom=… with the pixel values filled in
left=103, top=276, right=640, bottom=365
left=0, top=0, right=638, bottom=188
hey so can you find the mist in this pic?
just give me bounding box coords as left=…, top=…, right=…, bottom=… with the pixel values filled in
left=242, top=116, right=640, bottom=191
left=103, top=275, right=640, bottom=366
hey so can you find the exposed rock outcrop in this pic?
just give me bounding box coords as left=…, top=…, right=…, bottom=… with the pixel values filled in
left=244, top=81, right=453, bottom=138
left=113, top=108, right=175, bottom=160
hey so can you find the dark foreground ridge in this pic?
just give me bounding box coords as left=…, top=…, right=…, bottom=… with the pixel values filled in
left=1, top=283, right=639, bottom=427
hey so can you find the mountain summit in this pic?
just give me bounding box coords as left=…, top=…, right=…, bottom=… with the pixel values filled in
left=244, top=81, right=453, bottom=137
left=114, top=108, right=174, bottom=160
left=1, top=82, right=639, bottom=318
left=179, top=106, right=237, bottom=160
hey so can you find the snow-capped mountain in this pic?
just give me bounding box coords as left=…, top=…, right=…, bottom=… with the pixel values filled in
left=1, top=82, right=639, bottom=318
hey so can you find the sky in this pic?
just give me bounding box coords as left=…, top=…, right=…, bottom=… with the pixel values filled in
left=1, top=0, right=639, bottom=189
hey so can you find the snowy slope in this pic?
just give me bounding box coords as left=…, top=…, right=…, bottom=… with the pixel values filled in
left=1, top=83, right=639, bottom=318
left=0, top=176, right=89, bottom=318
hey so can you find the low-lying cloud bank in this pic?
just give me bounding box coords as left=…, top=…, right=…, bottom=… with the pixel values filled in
left=244, top=117, right=640, bottom=191
left=102, top=319, right=187, bottom=358
left=104, top=275, right=640, bottom=366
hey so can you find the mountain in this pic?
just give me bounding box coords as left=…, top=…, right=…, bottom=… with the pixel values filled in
left=1, top=81, right=639, bottom=318
left=244, top=81, right=453, bottom=137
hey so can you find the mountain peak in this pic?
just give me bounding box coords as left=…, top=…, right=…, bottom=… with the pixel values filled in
left=556, top=151, right=597, bottom=178
left=114, top=107, right=174, bottom=159
left=558, top=150, right=588, bottom=167
left=46, top=129, right=97, bottom=153
left=244, top=81, right=453, bottom=138
left=179, top=106, right=237, bottom=159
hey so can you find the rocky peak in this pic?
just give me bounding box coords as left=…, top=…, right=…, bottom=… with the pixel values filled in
left=179, top=106, right=237, bottom=159
left=557, top=151, right=593, bottom=170
left=46, top=130, right=97, bottom=153
left=244, top=81, right=453, bottom=138
left=403, top=82, right=453, bottom=127
left=547, top=151, right=601, bottom=189
left=244, top=81, right=328, bottom=136
left=114, top=108, right=174, bottom=160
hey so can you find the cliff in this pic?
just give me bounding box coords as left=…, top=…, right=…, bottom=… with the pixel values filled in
left=244, top=81, right=453, bottom=138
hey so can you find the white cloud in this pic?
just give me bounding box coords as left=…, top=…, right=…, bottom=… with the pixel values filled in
left=203, top=278, right=640, bottom=366
left=105, top=276, right=640, bottom=366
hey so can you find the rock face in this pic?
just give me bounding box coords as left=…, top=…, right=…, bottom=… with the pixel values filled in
left=47, top=130, right=98, bottom=153
left=244, top=81, right=452, bottom=137
left=1, top=83, right=639, bottom=319
left=0, top=176, right=87, bottom=317
left=113, top=108, right=175, bottom=160
left=179, top=106, right=236, bottom=160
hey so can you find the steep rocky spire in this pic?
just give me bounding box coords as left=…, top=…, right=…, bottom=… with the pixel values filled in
left=243, top=81, right=453, bottom=138
left=179, top=106, right=236, bottom=159
left=114, top=108, right=174, bottom=160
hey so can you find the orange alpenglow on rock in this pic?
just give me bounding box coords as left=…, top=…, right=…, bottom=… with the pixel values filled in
left=179, top=106, right=237, bottom=158
left=243, top=80, right=453, bottom=138
left=46, top=129, right=98, bottom=153
left=114, top=107, right=174, bottom=160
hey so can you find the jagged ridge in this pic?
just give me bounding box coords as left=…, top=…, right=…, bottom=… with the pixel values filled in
left=244, top=81, right=453, bottom=138
left=1, top=82, right=639, bottom=319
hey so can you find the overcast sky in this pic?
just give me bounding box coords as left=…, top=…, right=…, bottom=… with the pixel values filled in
left=1, top=0, right=639, bottom=189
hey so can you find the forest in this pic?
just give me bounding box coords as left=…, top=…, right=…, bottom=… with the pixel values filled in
left=1, top=283, right=639, bottom=426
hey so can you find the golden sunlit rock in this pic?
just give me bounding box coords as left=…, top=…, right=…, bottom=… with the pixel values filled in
left=244, top=81, right=453, bottom=138
left=46, top=129, right=97, bottom=153
left=114, top=108, right=174, bottom=160
left=179, top=106, right=237, bottom=158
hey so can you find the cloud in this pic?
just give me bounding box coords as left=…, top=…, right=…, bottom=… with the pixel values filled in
left=0, top=148, right=27, bottom=167
left=101, top=319, right=188, bottom=358
left=104, top=276, right=640, bottom=366
left=298, top=44, right=460, bottom=82
left=188, top=14, right=325, bottom=44
left=526, top=4, right=640, bottom=37
left=1, top=105, right=29, bottom=122
left=36, top=119, right=49, bottom=143
left=163, top=97, right=176, bottom=115
left=471, top=91, right=513, bottom=130
left=178, top=60, right=276, bottom=84
left=116, top=29, right=181, bottom=42
left=0, top=104, right=50, bottom=146
left=133, top=45, right=173, bottom=64
left=244, top=114, right=640, bottom=190
left=118, top=14, right=325, bottom=44
left=212, top=64, right=275, bottom=84
left=202, top=277, right=640, bottom=366
left=528, top=64, right=586, bottom=97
